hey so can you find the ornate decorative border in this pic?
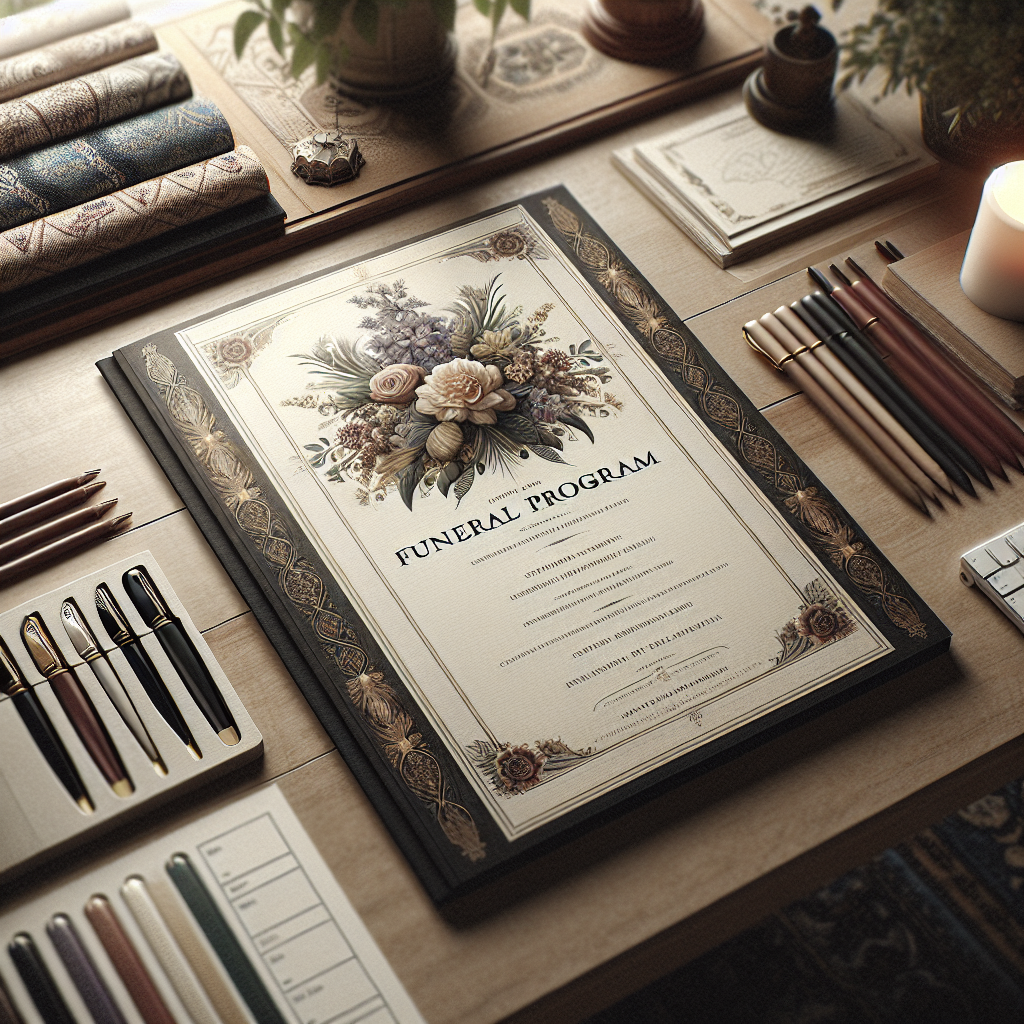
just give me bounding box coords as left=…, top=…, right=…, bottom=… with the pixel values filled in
left=141, top=344, right=486, bottom=862
left=541, top=196, right=927, bottom=640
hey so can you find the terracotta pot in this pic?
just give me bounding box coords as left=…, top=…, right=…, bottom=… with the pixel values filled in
left=919, top=93, right=1024, bottom=170
left=323, top=0, right=456, bottom=102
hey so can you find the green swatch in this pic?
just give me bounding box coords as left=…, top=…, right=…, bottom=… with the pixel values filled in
left=166, top=853, right=286, bottom=1024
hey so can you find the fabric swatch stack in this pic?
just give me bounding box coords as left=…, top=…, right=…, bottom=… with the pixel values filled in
left=0, top=0, right=276, bottom=294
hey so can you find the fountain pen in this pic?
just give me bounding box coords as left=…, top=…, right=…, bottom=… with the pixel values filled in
left=61, top=599, right=167, bottom=776
left=95, top=584, right=201, bottom=760
left=0, top=635, right=93, bottom=812
left=122, top=568, right=239, bottom=745
left=22, top=613, right=133, bottom=798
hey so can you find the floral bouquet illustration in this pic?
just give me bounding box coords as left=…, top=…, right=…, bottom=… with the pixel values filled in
left=289, top=274, right=621, bottom=508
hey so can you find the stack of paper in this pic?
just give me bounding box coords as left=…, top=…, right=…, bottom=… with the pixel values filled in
left=614, top=97, right=938, bottom=267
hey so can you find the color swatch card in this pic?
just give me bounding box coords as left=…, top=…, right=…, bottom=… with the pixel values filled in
left=0, top=784, right=425, bottom=1024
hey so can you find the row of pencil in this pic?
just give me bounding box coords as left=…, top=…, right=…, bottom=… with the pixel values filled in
left=0, top=857, right=283, bottom=1024
left=744, top=250, right=1024, bottom=513
left=0, top=472, right=131, bottom=585
left=0, top=564, right=239, bottom=814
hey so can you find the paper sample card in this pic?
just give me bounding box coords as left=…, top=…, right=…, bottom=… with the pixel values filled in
left=0, top=784, right=425, bottom=1024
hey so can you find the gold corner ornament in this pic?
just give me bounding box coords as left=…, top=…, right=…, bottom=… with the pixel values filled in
left=140, top=344, right=486, bottom=862
left=541, top=196, right=927, bottom=640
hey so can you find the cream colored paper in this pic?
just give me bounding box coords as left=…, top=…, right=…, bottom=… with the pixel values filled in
left=170, top=204, right=892, bottom=840
left=634, top=97, right=918, bottom=243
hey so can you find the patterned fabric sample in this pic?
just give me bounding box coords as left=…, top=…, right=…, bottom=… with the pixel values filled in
left=0, top=146, right=270, bottom=292
left=0, top=95, right=234, bottom=231
left=0, top=20, right=156, bottom=103
left=0, top=51, right=191, bottom=160
left=0, top=0, right=129, bottom=60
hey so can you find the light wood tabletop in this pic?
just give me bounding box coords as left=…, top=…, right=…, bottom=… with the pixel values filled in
left=1, top=6, right=1021, bottom=1021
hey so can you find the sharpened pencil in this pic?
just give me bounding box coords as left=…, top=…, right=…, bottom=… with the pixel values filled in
left=0, top=471, right=100, bottom=520
left=0, top=514, right=131, bottom=585
left=743, top=320, right=930, bottom=514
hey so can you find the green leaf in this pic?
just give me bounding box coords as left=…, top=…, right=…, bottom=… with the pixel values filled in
left=233, top=10, right=265, bottom=58
left=528, top=444, right=567, bottom=464
left=267, top=14, right=285, bottom=55
left=312, top=0, right=346, bottom=41
left=270, top=0, right=289, bottom=18
left=430, top=0, right=456, bottom=31
left=509, top=0, right=529, bottom=19
left=353, top=0, right=379, bottom=44
left=315, top=42, right=336, bottom=83
left=397, top=456, right=427, bottom=510
left=495, top=414, right=539, bottom=445
left=290, top=31, right=318, bottom=77
left=436, top=460, right=463, bottom=498
left=473, top=0, right=490, bottom=17
left=454, top=464, right=476, bottom=505
left=490, top=0, right=507, bottom=34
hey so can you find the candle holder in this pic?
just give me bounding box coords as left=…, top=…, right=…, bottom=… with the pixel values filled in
left=743, top=6, right=837, bottom=133
left=581, top=0, right=705, bottom=65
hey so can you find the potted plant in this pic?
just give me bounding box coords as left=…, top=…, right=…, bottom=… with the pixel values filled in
left=234, top=0, right=530, bottom=101
left=832, top=0, right=1024, bottom=168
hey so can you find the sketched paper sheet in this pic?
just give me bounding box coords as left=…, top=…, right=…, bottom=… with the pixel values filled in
left=636, top=97, right=917, bottom=242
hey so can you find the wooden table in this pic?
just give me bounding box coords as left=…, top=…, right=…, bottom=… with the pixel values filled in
left=1, top=21, right=1021, bottom=1023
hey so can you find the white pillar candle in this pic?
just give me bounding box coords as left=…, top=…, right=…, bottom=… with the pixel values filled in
left=960, top=160, right=1024, bottom=322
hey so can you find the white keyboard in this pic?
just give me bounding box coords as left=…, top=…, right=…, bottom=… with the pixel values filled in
left=959, top=523, right=1024, bottom=634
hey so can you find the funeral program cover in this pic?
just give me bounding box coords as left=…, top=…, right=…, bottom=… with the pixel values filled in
left=107, top=188, right=949, bottom=899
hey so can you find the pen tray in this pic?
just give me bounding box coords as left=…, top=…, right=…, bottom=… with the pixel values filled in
left=0, top=552, right=262, bottom=881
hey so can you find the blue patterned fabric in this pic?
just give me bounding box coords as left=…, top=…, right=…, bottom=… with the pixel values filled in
left=0, top=96, right=232, bottom=230
left=585, top=780, right=1024, bottom=1023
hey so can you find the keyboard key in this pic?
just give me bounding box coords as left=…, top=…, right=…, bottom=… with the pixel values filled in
left=984, top=538, right=1020, bottom=568
left=988, top=565, right=1024, bottom=596
left=965, top=548, right=1002, bottom=578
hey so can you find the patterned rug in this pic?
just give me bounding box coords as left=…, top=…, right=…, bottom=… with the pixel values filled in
left=585, top=780, right=1024, bottom=1024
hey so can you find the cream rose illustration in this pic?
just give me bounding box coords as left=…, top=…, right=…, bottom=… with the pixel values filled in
left=415, top=358, right=516, bottom=424
left=369, top=363, right=426, bottom=404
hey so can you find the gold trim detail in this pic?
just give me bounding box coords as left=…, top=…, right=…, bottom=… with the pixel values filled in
left=542, top=196, right=927, bottom=640
left=140, top=344, right=486, bottom=862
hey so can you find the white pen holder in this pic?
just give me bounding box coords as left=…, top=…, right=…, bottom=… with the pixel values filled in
left=0, top=552, right=262, bottom=881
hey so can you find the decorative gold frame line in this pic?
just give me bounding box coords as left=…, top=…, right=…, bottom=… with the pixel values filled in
left=141, top=343, right=486, bottom=862
left=541, top=195, right=927, bottom=639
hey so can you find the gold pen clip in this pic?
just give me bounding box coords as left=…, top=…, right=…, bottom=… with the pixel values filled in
left=124, top=568, right=172, bottom=629
left=95, top=584, right=133, bottom=645
left=0, top=637, right=29, bottom=697
left=22, top=614, right=66, bottom=678
left=61, top=600, right=102, bottom=661
left=743, top=328, right=801, bottom=371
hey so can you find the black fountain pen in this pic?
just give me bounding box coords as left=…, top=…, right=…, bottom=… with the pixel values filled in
left=95, top=583, right=202, bottom=760
left=122, top=568, right=239, bottom=745
left=0, top=636, right=93, bottom=812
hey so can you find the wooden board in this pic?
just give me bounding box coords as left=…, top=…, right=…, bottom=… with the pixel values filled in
left=4, top=70, right=1020, bottom=1021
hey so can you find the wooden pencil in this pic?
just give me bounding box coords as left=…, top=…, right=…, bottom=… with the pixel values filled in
left=743, top=320, right=929, bottom=513
left=0, top=514, right=131, bottom=585
left=0, top=481, right=106, bottom=540
left=765, top=310, right=955, bottom=498
left=0, top=470, right=100, bottom=520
